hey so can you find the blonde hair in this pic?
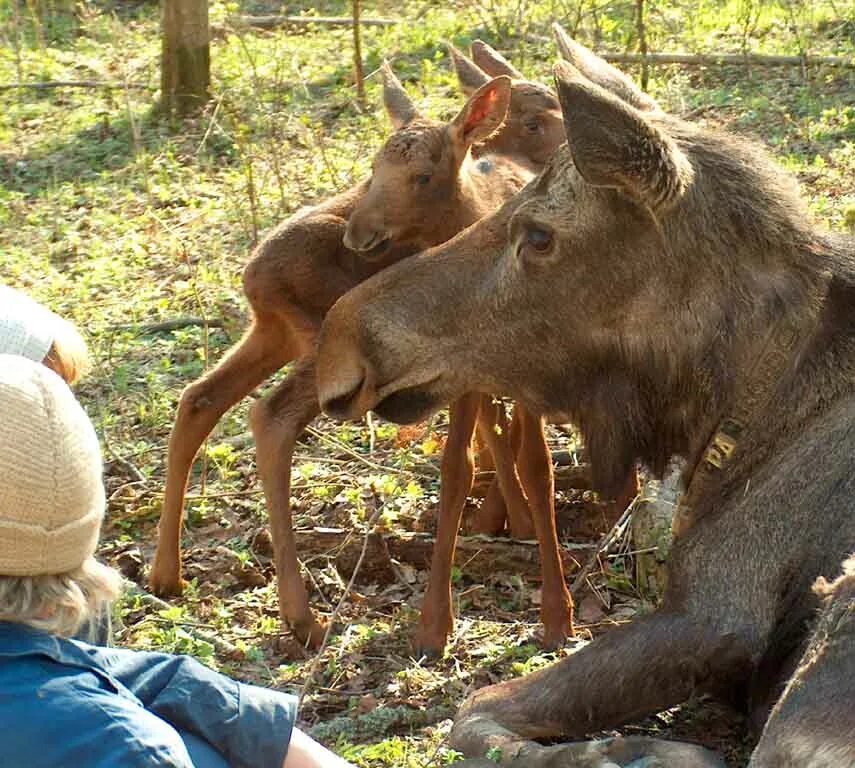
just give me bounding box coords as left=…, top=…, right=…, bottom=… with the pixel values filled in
left=0, top=558, right=122, bottom=638
left=42, top=316, right=91, bottom=385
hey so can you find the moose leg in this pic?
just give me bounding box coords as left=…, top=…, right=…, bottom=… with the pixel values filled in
left=454, top=734, right=726, bottom=767
left=451, top=610, right=752, bottom=753
left=472, top=407, right=508, bottom=535
left=250, top=356, right=325, bottom=647
left=473, top=405, right=524, bottom=535
left=150, top=316, right=294, bottom=597
left=413, top=392, right=481, bottom=657
left=514, top=405, right=572, bottom=649
left=478, top=397, right=536, bottom=540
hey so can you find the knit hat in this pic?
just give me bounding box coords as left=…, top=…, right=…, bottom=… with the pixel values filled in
left=0, top=355, right=105, bottom=576
left=0, top=285, right=57, bottom=363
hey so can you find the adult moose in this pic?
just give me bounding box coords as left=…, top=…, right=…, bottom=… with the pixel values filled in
left=316, top=31, right=855, bottom=765
left=150, top=51, right=573, bottom=653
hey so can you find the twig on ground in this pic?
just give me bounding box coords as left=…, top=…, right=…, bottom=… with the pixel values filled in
left=101, top=427, right=148, bottom=485
left=113, top=317, right=225, bottom=334
left=366, top=410, right=376, bottom=454
left=570, top=496, right=639, bottom=598
left=305, top=424, right=434, bottom=479
left=298, top=509, right=382, bottom=707
left=121, top=580, right=239, bottom=657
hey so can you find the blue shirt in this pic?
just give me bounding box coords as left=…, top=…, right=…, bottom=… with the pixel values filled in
left=0, top=622, right=297, bottom=768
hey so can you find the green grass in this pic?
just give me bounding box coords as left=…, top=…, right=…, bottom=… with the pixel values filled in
left=1, top=1, right=854, bottom=765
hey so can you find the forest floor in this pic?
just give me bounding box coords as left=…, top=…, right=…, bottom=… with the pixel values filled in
left=1, top=0, right=853, bottom=765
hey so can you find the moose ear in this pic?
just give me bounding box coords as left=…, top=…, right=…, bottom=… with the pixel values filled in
left=552, top=23, right=658, bottom=112
left=448, top=43, right=490, bottom=96
left=553, top=60, right=692, bottom=212
left=448, top=75, right=512, bottom=149
left=471, top=40, right=524, bottom=79
left=382, top=62, right=420, bottom=130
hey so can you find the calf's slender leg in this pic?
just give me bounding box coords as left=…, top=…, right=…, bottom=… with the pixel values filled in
left=514, top=405, right=573, bottom=648
left=413, top=392, right=481, bottom=656
left=250, top=356, right=325, bottom=647
left=473, top=405, right=524, bottom=535
left=478, top=397, right=536, bottom=540
left=150, top=316, right=295, bottom=596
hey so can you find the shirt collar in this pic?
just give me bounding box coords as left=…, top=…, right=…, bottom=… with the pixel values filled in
left=0, top=621, right=126, bottom=697
left=0, top=621, right=108, bottom=671
left=0, top=621, right=63, bottom=655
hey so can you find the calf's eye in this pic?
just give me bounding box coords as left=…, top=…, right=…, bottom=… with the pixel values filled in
left=415, top=174, right=432, bottom=187
left=524, top=119, right=541, bottom=134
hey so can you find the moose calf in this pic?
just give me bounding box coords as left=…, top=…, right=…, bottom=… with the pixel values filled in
left=150, top=48, right=572, bottom=654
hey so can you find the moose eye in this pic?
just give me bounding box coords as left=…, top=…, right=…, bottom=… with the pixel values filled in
left=525, top=226, right=554, bottom=252
left=524, top=119, right=541, bottom=134
left=415, top=174, right=432, bottom=187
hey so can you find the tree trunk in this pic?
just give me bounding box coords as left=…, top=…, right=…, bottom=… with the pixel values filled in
left=352, top=0, right=366, bottom=105
left=161, top=0, right=210, bottom=116
left=635, top=0, right=649, bottom=90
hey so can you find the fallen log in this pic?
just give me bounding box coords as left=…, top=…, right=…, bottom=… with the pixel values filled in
left=229, top=14, right=396, bottom=30
left=309, top=704, right=454, bottom=745
left=295, top=527, right=592, bottom=585
left=0, top=80, right=153, bottom=91
left=472, top=463, right=592, bottom=497
left=528, top=34, right=854, bottom=68
left=597, top=51, right=853, bottom=67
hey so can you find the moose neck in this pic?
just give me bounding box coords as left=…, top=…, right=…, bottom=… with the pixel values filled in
left=567, top=242, right=845, bottom=502
left=648, top=259, right=850, bottom=505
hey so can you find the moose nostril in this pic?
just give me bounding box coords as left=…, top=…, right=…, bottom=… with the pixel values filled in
left=322, top=376, right=366, bottom=420
left=344, top=226, right=385, bottom=253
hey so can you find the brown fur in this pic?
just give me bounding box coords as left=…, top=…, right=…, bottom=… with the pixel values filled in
left=452, top=41, right=564, bottom=169
left=316, top=35, right=855, bottom=763
left=150, top=57, right=567, bottom=652
left=343, top=68, right=528, bottom=254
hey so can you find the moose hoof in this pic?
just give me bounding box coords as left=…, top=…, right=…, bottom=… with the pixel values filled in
left=541, top=624, right=571, bottom=651
left=292, top=617, right=328, bottom=650
left=148, top=569, right=186, bottom=598
left=450, top=710, right=533, bottom=763
left=412, top=626, right=450, bottom=660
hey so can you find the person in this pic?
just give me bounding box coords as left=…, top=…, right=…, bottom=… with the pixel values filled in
left=1, top=283, right=114, bottom=644
left=0, top=355, right=355, bottom=768
left=0, top=283, right=91, bottom=384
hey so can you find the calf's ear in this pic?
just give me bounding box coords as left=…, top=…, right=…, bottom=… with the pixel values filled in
left=448, top=75, right=512, bottom=149
left=449, top=43, right=490, bottom=96
left=552, top=23, right=658, bottom=112
left=554, top=60, right=692, bottom=212
left=382, top=62, right=420, bottom=130
left=471, top=40, right=524, bottom=79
